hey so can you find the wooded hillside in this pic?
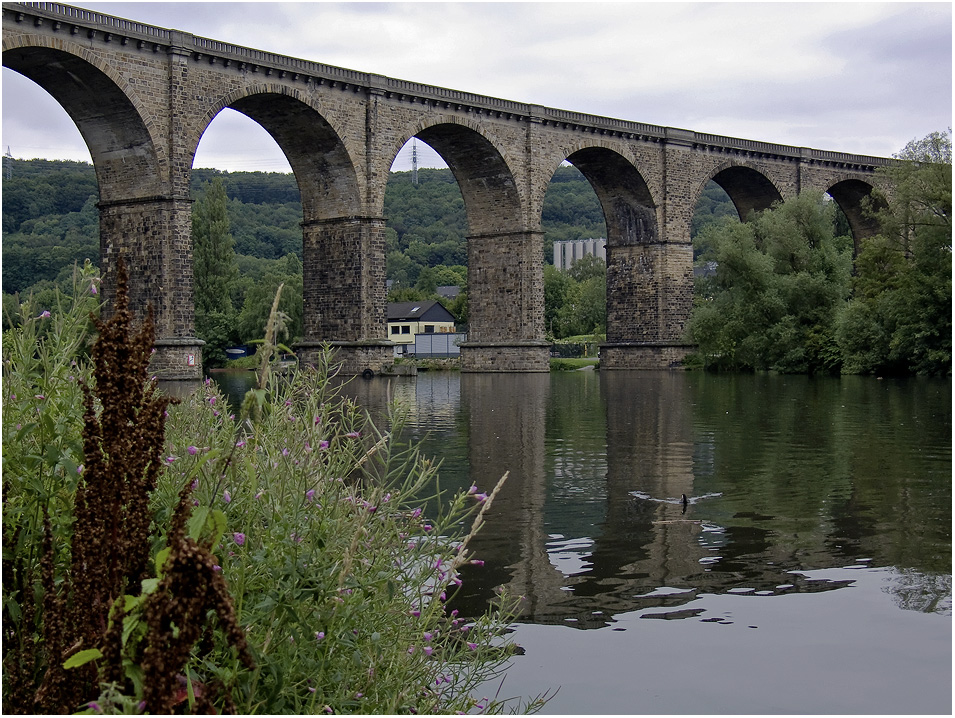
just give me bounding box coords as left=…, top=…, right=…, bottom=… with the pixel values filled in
left=2, top=159, right=733, bottom=297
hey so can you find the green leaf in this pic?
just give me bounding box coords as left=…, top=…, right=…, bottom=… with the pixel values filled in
left=155, top=546, right=172, bottom=576
left=187, top=506, right=211, bottom=541
left=63, top=647, right=102, bottom=669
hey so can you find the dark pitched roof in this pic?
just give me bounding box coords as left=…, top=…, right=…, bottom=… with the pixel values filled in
left=387, top=300, right=456, bottom=323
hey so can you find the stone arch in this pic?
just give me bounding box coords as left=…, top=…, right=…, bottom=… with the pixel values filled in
left=2, top=37, right=164, bottom=198
left=823, top=176, right=887, bottom=252
left=195, top=85, right=384, bottom=373
left=390, top=116, right=524, bottom=235
left=700, top=161, right=784, bottom=221
left=196, top=85, right=361, bottom=220
left=563, top=145, right=658, bottom=246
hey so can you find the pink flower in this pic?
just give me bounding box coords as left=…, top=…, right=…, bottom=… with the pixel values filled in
left=235, top=440, right=246, bottom=448
left=282, top=448, right=290, bottom=457
left=212, top=565, right=222, bottom=572
left=315, top=631, right=325, bottom=641
left=319, top=440, right=329, bottom=450
left=76, top=464, right=84, bottom=475
left=346, top=431, right=360, bottom=439
left=37, top=310, right=51, bottom=319
left=223, top=490, right=231, bottom=504
left=165, top=456, right=177, bottom=464
left=423, top=646, right=433, bottom=656
left=472, top=492, right=488, bottom=503
left=90, top=283, right=98, bottom=295
left=306, top=489, right=316, bottom=503
left=233, top=532, right=245, bottom=546
left=471, top=559, right=485, bottom=566
left=208, top=396, right=216, bottom=406
left=467, top=642, right=478, bottom=651
left=187, top=446, right=198, bottom=455
left=314, top=416, right=322, bottom=425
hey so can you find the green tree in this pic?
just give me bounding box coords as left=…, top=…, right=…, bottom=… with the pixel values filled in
left=193, top=178, right=240, bottom=366
left=689, top=192, right=853, bottom=373
left=836, top=129, right=952, bottom=375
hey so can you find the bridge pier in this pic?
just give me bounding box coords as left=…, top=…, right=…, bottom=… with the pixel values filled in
left=461, top=230, right=549, bottom=372
left=299, top=215, right=391, bottom=375
left=601, top=240, right=694, bottom=370
left=98, top=195, right=205, bottom=380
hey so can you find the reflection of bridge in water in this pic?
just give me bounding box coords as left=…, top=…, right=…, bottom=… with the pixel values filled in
left=439, top=373, right=861, bottom=628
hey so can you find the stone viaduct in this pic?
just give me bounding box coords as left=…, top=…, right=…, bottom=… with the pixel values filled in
left=3, top=2, right=895, bottom=379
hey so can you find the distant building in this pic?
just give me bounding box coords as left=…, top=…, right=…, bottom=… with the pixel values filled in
left=436, top=285, right=461, bottom=300
left=553, top=238, right=606, bottom=271
left=387, top=300, right=457, bottom=355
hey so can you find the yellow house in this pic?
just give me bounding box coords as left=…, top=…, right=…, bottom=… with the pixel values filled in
left=387, top=300, right=457, bottom=351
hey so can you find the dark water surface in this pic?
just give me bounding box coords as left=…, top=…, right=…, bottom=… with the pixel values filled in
left=215, top=369, right=952, bottom=714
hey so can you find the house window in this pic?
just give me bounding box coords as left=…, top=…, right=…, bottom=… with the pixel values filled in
left=401, top=326, right=411, bottom=334
left=390, top=326, right=400, bottom=334
left=424, top=325, right=435, bottom=333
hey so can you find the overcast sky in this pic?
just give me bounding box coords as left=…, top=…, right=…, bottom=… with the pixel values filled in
left=2, top=1, right=951, bottom=173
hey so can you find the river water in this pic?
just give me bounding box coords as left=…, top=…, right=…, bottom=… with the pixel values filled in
left=214, top=369, right=952, bottom=714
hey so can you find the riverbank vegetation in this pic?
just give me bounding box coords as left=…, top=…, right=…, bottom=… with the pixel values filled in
left=689, top=130, right=951, bottom=376
left=2, top=262, right=545, bottom=714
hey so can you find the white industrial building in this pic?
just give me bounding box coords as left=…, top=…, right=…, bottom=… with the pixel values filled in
left=553, top=238, right=606, bottom=271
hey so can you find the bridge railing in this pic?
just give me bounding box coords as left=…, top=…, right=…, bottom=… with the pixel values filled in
left=15, top=1, right=170, bottom=38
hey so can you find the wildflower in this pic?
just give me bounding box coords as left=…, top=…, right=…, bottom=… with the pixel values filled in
left=346, top=431, right=360, bottom=438
left=233, top=532, right=246, bottom=546
left=467, top=642, right=478, bottom=650
left=187, top=445, right=199, bottom=455
left=166, top=456, right=177, bottom=464
left=208, top=396, right=216, bottom=406
left=423, top=631, right=433, bottom=642
left=315, top=631, right=325, bottom=641
left=223, top=489, right=231, bottom=504
left=87, top=701, right=102, bottom=713
left=410, top=609, right=420, bottom=617
left=90, top=282, right=98, bottom=295
left=34, top=394, right=45, bottom=400
left=212, top=565, right=222, bottom=572
left=423, top=646, right=433, bottom=656
left=314, top=415, right=321, bottom=425
left=282, top=448, right=290, bottom=457
left=319, top=440, right=329, bottom=450
left=355, top=693, right=363, bottom=699
left=471, top=559, right=485, bottom=566
left=423, top=524, right=433, bottom=532
left=472, top=492, right=488, bottom=503
left=254, top=491, right=264, bottom=500
left=306, top=489, right=316, bottom=503
left=191, top=479, right=198, bottom=490
left=37, top=310, right=51, bottom=318
left=468, top=485, right=478, bottom=494
left=309, top=687, right=316, bottom=693
left=411, top=507, right=422, bottom=519
left=408, top=646, right=415, bottom=654
left=235, top=440, right=246, bottom=448
left=77, top=464, right=84, bottom=475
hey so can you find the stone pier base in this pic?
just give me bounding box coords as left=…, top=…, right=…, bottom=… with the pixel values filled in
left=296, top=340, right=395, bottom=377
left=459, top=341, right=551, bottom=372
left=600, top=342, right=695, bottom=370
left=150, top=338, right=205, bottom=380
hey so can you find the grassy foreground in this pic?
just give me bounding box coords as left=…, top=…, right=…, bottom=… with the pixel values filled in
left=2, top=262, right=546, bottom=714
